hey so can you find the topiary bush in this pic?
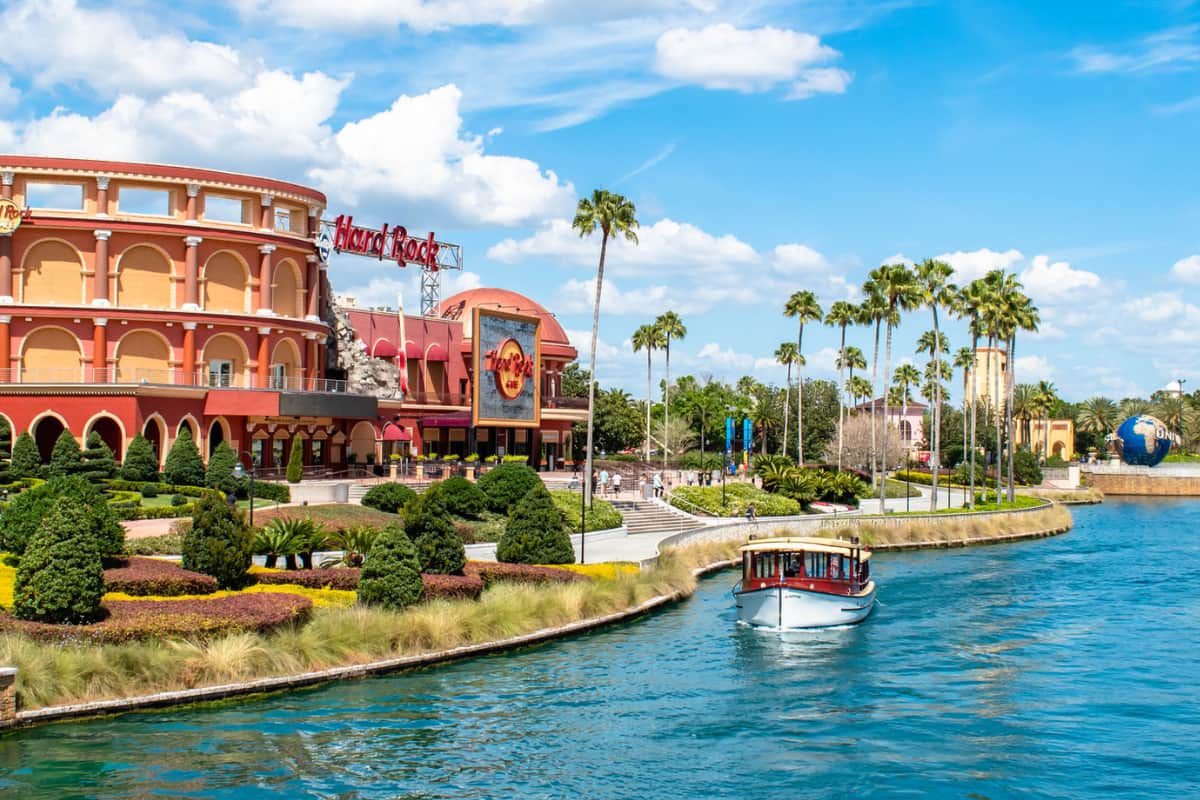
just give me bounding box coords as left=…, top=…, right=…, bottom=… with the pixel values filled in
left=403, top=483, right=466, bottom=575
left=121, top=434, right=160, bottom=482
left=163, top=427, right=205, bottom=487
left=357, top=523, right=424, bottom=610
left=477, top=463, right=541, bottom=514
left=12, top=498, right=105, bottom=624
left=496, top=483, right=575, bottom=565
left=47, top=429, right=84, bottom=478
left=182, top=493, right=254, bottom=589
left=171, top=493, right=187, bottom=506
left=0, top=418, right=12, bottom=484
left=438, top=475, right=486, bottom=518
left=140, top=484, right=159, bottom=499
left=360, top=482, right=417, bottom=514
left=205, top=441, right=240, bottom=496
left=0, top=475, right=124, bottom=559
left=10, top=431, right=41, bottom=480
left=81, top=432, right=117, bottom=483
left=1013, top=448, right=1043, bottom=486
left=286, top=433, right=304, bottom=484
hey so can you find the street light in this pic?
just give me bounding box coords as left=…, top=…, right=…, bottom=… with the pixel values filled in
left=233, top=452, right=256, bottom=527
left=1177, top=378, right=1187, bottom=454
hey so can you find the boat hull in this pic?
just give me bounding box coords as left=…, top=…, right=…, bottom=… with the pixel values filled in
left=735, top=583, right=876, bottom=629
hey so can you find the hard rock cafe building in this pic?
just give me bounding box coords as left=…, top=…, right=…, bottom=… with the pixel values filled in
left=0, top=156, right=586, bottom=475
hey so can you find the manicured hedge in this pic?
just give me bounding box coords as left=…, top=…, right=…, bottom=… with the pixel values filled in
left=550, top=491, right=623, bottom=533
left=669, top=483, right=802, bottom=517
left=0, top=593, right=312, bottom=643
left=255, top=568, right=360, bottom=591
left=422, top=573, right=484, bottom=601
left=103, top=557, right=218, bottom=597
left=360, top=482, right=418, bottom=514
left=464, top=562, right=589, bottom=587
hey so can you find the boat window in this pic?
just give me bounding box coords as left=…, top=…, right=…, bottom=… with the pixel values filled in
left=753, top=553, right=776, bottom=579
left=805, top=552, right=827, bottom=578
left=782, top=554, right=801, bottom=578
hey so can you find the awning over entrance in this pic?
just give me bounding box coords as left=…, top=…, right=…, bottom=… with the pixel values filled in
left=370, top=339, right=398, bottom=358
left=425, top=342, right=449, bottom=361
left=382, top=423, right=412, bottom=441
left=205, top=390, right=279, bottom=416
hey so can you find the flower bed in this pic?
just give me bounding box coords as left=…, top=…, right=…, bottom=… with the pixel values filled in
left=0, top=592, right=312, bottom=643
left=465, top=562, right=590, bottom=587
left=253, top=567, right=485, bottom=601
left=103, top=557, right=218, bottom=596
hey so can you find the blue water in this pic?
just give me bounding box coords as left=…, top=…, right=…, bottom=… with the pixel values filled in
left=2, top=499, right=1198, bottom=799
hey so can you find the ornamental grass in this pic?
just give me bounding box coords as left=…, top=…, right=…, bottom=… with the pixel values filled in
left=0, top=542, right=739, bottom=711
left=826, top=503, right=1073, bottom=547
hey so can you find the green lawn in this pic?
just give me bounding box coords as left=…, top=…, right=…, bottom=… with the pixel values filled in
left=884, top=493, right=1045, bottom=516
left=253, top=503, right=396, bottom=531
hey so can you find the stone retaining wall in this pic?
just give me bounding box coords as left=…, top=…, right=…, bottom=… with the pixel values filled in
left=1087, top=472, right=1200, bottom=496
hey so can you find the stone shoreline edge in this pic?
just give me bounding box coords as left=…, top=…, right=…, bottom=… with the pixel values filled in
left=2, top=507, right=1074, bottom=732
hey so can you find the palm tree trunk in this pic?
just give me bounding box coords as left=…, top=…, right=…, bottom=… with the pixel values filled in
left=584, top=231, right=608, bottom=512
left=644, top=349, right=652, bottom=465
left=836, top=324, right=847, bottom=472
left=663, top=339, right=671, bottom=469
left=969, top=330, right=978, bottom=510
left=880, top=322, right=893, bottom=507
left=781, top=364, right=790, bottom=458
left=797, top=323, right=805, bottom=465
left=930, top=309, right=941, bottom=512
left=870, top=320, right=881, bottom=490
left=1006, top=334, right=1017, bottom=503
left=1044, top=408, right=1051, bottom=462
left=994, top=341, right=1003, bottom=502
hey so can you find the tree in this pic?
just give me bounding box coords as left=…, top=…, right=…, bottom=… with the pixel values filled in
left=560, top=362, right=590, bottom=397
left=496, top=483, right=575, bottom=565
left=655, top=310, right=686, bottom=469
left=121, top=434, right=160, bottom=482
left=357, top=523, right=424, bottom=610
left=206, top=441, right=240, bottom=495
left=870, top=263, right=921, bottom=506
left=800, top=378, right=839, bottom=465
left=1077, top=397, right=1118, bottom=436
left=0, top=475, right=123, bottom=559
left=403, top=483, right=466, bottom=575
left=182, top=493, right=253, bottom=589
left=783, top=290, right=823, bottom=464
left=361, top=482, right=418, bottom=513
left=10, top=432, right=40, bottom=480
left=956, top=280, right=989, bottom=509
left=439, top=475, right=486, bottom=518
left=892, top=363, right=921, bottom=447
left=824, top=301, right=857, bottom=472
left=594, top=387, right=644, bottom=454
left=477, top=463, right=541, bottom=514
left=47, top=430, right=84, bottom=478
left=12, top=498, right=104, bottom=624
left=163, top=427, right=205, bottom=486
left=573, top=189, right=640, bottom=509
left=953, top=346, right=974, bottom=483
left=857, top=288, right=886, bottom=491
left=825, top=414, right=904, bottom=472
left=1034, top=380, right=1058, bottom=459
left=1003, top=286, right=1039, bottom=501
left=286, top=433, right=304, bottom=484
left=631, top=323, right=665, bottom=463
left=774, top=342, right=799, bottom=458
left=80, top=432, right=117, bottom=483
left=0, top=418, right=11, bottom=484
left=847, top=376, right=873, bottom=406
left=915, top=258, right=956, bottom=511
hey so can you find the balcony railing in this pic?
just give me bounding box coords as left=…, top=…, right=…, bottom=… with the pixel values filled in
left=405, top=390, right=469, bottom=406
left=0, top=367, right=348, bottom=393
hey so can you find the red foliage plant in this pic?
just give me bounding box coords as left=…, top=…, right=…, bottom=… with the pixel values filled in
left=464, top=562, right=589, bottom=588
left=0, top=593, right=311, bottom=644
left=254, top=568, right=360, bottom=591
left=422, top=573, right=483, bottom=601
left=103, top=557, right=218, bottom=597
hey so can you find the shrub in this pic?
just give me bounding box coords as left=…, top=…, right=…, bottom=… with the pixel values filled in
left=669, top=484, right=802, bottom=517
left=0, top=593, right=312, bottom=643
left=47, top=430, right=84, bottom=478
left=324, top=525, right=378, bottom=568
left=403, top=483, right=466, bottom=575
left=953, top=453, right=989, bottom=486
left=121, top=435, right=160, bottom=482
left=102, top=557, right=218, bottom=596
left=1013, top=448, right=1043, bottom=486
left=205, top=442, right=240, bottom=496
left=163, top=427, right=205, bottom=487
left=438, top=475, right=486, bottom=518
left=80, top=432, right=117, bottom=483
left=140, top=484, right=159, bottom=499
left=497, top=483, right=575, bottom=565
left=0, top=419, right=10, bottom=484
left=12, top=498, right=105, bottom=624
left=465, top=562, right=589, bottom=587
left=286, top=433, right=304, bottom=484
left=249, top=481, right=291, bottom=503
left=122, top=532, right=184, bottom=556
left=1046, top=454, right=1068, bottom=467
left=477, top=463, right=541, bottom=513
left=943, top=444, right=965, bottom=469
left=171, top=494, right=187, bottom=506
left=253, top=518, right=308, bottom=569
left=255, top=567, right=361, bottom=591
left=361, top=482, right=417, bottom=514
left=0, top=475, right=123, bottom=559
left=182, top=494, right=254, bottom=589
left=422, top=573, right=484, bottom=601
left=10, top=432, right=41, bottom=480
left=357, top=523, right=424, bottom=611
left=550, top=491, right=622, bottom=533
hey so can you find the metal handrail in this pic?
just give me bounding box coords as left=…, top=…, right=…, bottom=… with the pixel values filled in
left=0, top=367, right=349, bottom=393
left=664, top=491, right=718, bottom=517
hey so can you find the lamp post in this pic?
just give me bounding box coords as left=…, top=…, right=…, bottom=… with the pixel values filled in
left=579, top=476, right=586, bottom=565
left=1177, top=378, right=1187, bottom=454
left=234, top=453, right=256, bottom=527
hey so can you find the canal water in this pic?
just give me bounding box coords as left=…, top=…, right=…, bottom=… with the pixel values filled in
left=1, top=499, right=1197, bottom=799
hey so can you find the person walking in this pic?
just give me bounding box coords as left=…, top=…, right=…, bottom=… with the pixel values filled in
left=599, top=468, right=610, bottom=497
left=612, top=472, right=622, bottom=497
left=652, top=471, right=663, bottom=498
left=746, top=502, right=757, bottom=523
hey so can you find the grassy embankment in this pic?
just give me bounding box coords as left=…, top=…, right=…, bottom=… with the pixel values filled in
left=0, top=542, right=738, bottom=712
left=830, top=502, right=1072, bottom=547
left=1016, top=486, right=1104, bottom=504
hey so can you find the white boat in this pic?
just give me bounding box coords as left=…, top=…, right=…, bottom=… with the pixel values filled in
left=733, top=536, right=876, bottom=629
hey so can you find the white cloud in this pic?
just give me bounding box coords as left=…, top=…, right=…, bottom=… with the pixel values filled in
left=936, top=248, right=1024, bottom=282
left=654, top=24, right=850, bottom=98
left=1121, top=291, right=1188, bottom=322
left=565, top=328, right=625, bottom=365
left=880, top=253, right=913, bottom=267
left=1171, top=255, right=1200, bottom=283
left=772, top=243, right=830, bottom=274
left=696, top=342, right=754, bottom=370
left=337, top=268, right=483, bottom=309
left=1014, top=355, right=1054, bottom=382
left=4, top=0, right=247, bottom=96
left=1018, top=255, right=1102, bottom=303
left=1070, top=26, right=1200, bottom=75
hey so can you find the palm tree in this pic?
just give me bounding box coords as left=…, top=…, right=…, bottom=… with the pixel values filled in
left=1034, top=380, right=1058, bottom=459
left=783, top=290, right=823, bottom=465
left=573, top=189, right=639, bottom=509
left=848, top=376, right=873, bottom=406
left=825, top=300, right=857, bottom=472
left=893, top=363, right=921, bottom=447
left=655, top=310, right=686, bottom=468
left=954, top=345, right=974, bottom=469
left=774, top=342, right=800, bottom=458
left=915, top=259, right=957, bottom=511
left=631, top=323, right=665, bottom=464
left=857, top=288, right=886, bottom=489
left=1003, top=290, right=1039, bottom=503
left=1077, top=397, right=1118, bottom=436
left=1013, top=383, right=1038, bottom=449
left=956, top=279, right=989, bottom=509
left=871, top=263, right=922, bottom=505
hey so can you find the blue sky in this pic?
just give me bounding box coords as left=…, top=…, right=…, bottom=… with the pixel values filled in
left=4, top=0, right=1200, bottom=402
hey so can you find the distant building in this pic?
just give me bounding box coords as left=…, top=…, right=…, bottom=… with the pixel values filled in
left=852, top=397, right=926, bottom=454
left=962, top=346, right=1074, bottom=460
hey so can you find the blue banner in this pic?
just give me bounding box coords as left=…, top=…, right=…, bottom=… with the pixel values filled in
left=725, top=416, right=734, bottom=453
left=743, top=418, right=752, bottom=453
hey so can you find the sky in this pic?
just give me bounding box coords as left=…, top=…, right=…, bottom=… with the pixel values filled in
left=4, top=0, right=1200, bottom=403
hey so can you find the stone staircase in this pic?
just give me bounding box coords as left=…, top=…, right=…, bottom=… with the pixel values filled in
left=609, top=499, right=706, bottom=535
